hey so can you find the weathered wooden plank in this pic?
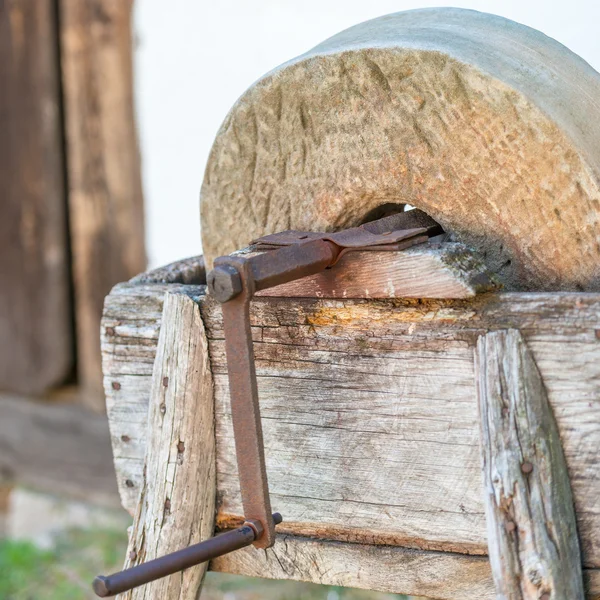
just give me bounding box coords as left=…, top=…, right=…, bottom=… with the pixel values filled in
left=0, top=393, right=119, bottom=507
left=477, top=330, right=584, bottom=599
left=212, top=535, right=600, bottom=599
left=102, top=284, right=600, bottom=569
left=257, top=243, right=497, bottom=299
left=60, top=0, right=145, bottom=410
left=0, top=0, right=72, bottom=395
left=101, top=283, right=204, bottom=509
left=115, top=291, right=215, bottom=600
left=214, top=535, right=494, bottom=599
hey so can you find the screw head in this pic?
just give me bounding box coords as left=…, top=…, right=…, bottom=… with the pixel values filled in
left=207, top=265, right=242, bottom=302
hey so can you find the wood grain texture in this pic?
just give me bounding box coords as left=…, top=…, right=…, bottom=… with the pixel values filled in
left=200, top=8, right=600, bottom=292
left=477, top=330, right=584, bottom=599
left=213, top=535, right=600, bottom=599
left=0, top=0, right=72, bottom=394
left=102, top=283, right=600, bottom=570
left=101, top=282, right=204, bottom=510
left=118, top=291, right=215, bottom=600
left=60, top=0, right=145, bottom=410
left=256, top=242, right=497, bottom=299
left=0, top=393, right=119, bottom=507
left=213, top=534, right=495, bottom=599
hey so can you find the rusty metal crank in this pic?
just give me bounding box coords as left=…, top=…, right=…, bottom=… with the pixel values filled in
left=93, top=514, right=282, bottom=597
left=208, top=209, right=441, bottom=548
left=93, top=210, right=441, bottom=596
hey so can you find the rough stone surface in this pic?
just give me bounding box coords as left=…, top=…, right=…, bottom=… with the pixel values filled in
left=201, top=8, right=600, bottom=291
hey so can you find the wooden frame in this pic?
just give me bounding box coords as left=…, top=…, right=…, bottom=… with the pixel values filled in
left=101, top=251, right=599, bottom=599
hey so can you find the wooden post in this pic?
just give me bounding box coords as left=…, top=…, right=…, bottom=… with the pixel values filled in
left=117, top=291, right=216, bottom=600
left=476, top=329, right=585, bottom=599
left=0, top=0, right=73, bottom=395
left=60, top=0, right=146, bottom=411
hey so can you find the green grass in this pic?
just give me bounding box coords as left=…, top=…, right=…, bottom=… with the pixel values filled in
left=0, top=528, right=127, bottom=600
left=0, top=528, right=413, bottom=599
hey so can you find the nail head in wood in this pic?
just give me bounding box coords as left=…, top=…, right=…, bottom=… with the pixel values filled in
left=521, top=461, right=534, bottom=474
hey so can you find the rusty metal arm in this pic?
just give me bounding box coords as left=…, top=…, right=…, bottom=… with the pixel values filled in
left=207, top=210, right=441, bottom=548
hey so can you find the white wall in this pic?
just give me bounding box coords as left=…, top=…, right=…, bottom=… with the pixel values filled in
left=134, top=1, right=600, bottom=268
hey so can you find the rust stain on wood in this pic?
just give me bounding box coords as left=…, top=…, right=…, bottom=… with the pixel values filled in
left=306, top=300, right=478, bottom=327
left=215, top=512, right=488, bottom=556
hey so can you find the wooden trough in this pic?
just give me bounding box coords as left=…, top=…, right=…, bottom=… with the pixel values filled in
left=100, top=8, right=600, bottom=600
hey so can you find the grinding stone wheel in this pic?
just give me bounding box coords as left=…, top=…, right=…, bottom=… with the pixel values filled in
left=200, top=8, right=600, bottom=290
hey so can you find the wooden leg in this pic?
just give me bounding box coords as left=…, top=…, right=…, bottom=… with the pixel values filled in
left=118, top=291, right=216, bottom=600
left=476, top=329, right=584, bottom=600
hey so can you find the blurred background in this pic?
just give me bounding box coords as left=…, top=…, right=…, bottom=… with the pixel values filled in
left=1, top=1, right=598, bottom=598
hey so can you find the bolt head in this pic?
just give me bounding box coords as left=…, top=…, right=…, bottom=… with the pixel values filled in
left=207, top=265, right=242, bottom=302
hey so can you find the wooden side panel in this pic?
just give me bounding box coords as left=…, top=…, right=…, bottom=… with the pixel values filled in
left=0, top=0, right=72, bottom=394
left=214, top=538, right=600, bottom=600
left=60, top=0, right=145, bottom=410
left=101, top=283, right=204, bottom=510
left=213, top=535, right=496, bottom=600
left=102, top=285, right=600, bottom=570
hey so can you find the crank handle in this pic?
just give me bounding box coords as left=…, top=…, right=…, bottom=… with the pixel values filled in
left=93, top=513, right=282, bottom=597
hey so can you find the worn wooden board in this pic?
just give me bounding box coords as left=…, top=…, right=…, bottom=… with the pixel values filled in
left=116, top=292, right=215, bottom=600
left=102, top=283, right=600, bottom=572
left=213, top=535, right=600, bottom=600
left=256, top=242, right=497, bottom=299
left=60, top=0, right=145, bottom=410
left=0, top=0, right=72, bottom=394
left=201, top=9, right=600, bottom=293
left=477, top=330, right=584, bottom=599
left=102, top=283, right=201, bottom=508
left=215, top=535, right=495, bottom=600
